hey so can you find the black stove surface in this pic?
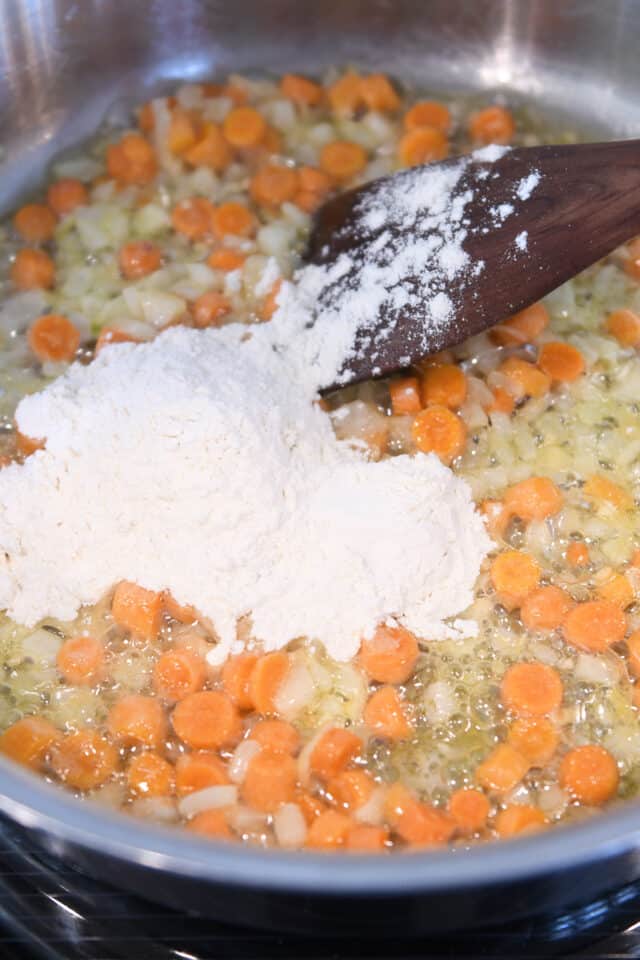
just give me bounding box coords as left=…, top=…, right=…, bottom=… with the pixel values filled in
left=0, top=821, right=639, bottom=960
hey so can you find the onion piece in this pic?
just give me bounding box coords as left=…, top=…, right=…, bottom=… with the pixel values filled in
left=273, top=803, right=307, bottom=849
left=178, top=785, right=238, bottom=819
left=228, top=739, right=261, bottom=784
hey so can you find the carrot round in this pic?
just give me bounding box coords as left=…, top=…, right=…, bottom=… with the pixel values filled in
left=50, top=730, right=118, bottom=790
left=495, top=804, right=546, bottom=838
left=28, top=314, right=80, bottom=363
left=175, top=751, right=230, bottom=796
left=475, top=743, right=529, bottom=793
left=319, top=141, right=368, bottom=181
left=250, top=718, right=300, bottom=755
left=596, top=572, right=634, bottom=609
left=13, top=204, right=57, bottom=243
left=468, top=105, right=515, bottom=145
left=583, top=474, right=632, bottom=511
left=359, top=74, right=400, bottom=113
left=504, top=476, right=563, bottom=523
left=211, top=202, right=256, bottom=240
left=184, top=122, right=231, bottom=171
left=207, top=248, right=246, bottom=272
left=191, top=290, right=232, bottom=328
left=327, top=72, right=363, bottom=115
left=306, top=810, right=352, bottom=849
left=47, top=178, right=88, bottom=216
left=172, top=690, right=241, bottom=750
left=241, top=748, right=297, bottom=813
left=250, top=164, right=299, bottom=207
left=10, top=249, right=55, bottom=290
left=111, top=581, right=163, bottom=640
left=248, top=652, right=290, bottom=715
left=562, top=599, right=627, bottom=652
left=222, top=106, right=267, bottom=147
left=411, top=405, right=467, bottom=463
left=187, top=808, right=232, bottom=839
left=106, top=133, right=157, bottom=186
left=605, top=308, right=640, bottom=347
left=384, top=782, right=454, bottom=847
left=57, top=635, right=104, bottom=686
left=171, top=197, right=216, bottom=241
left=498, top=357, right=551, bottom=399
left=295, top=787, right=328, bottom=824
left=127, top=751, right=175, bottom=797
left=404, top=101, right=451, bottom=134
left=363, top=685, right=413, bottom=740
left=490, top=302, right=549, bottom=347
left=309, top=727, right=362, bottom=781
left=448, top=787, right=490, bottom=835
left=559, top=744, right=619, bottom=805
left=488, top=386, right=516, bottom=416
left=359, top=623, right=419, bottom=684
left=501, top=662, right=563, bottom=717
left=521, top=585, right=573, bottom=632
left=421, top=364, right=467, bottom=409
left=298, top=166, right=332, bottom=197
left=280, top=73, right=323, bottom=107
left=398, top=127, right=449, bottom=167
left=221, top=653, right=259, bottom=710
left=118, top=240, right=162, bottom=280
left=0, top=717, right=60, bottom=769
left=327, top=769, right=375, bottom=810
left=259, top=279, right=283, bottom=321
left=566, top=540, right=590, bottom=568
left=389, top=377, right=422, bottom=416
left=345, top=824, right=389, bottom=851
left=538, top=342, right=585, bottom=382
left=507, top=717, right=559, bottom=765
left=108, top=694, right=168, bottom=747
left=153, top=648, right=206, bottom=702
left=163, top=591, right=198, bottom=624
left=95, top=328, right=140, bottom=353
left=480, top=498, right=510, bottom=539
left=167, top=107, right=199, bottom=155
left=490, top=550, right=541, bottom=607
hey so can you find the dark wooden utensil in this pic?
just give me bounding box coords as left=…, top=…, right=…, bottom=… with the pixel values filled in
left=308, top=140, right=640, bottom=392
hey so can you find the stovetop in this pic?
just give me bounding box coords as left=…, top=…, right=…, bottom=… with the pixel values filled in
left=0, top=820, right=639, bottom=960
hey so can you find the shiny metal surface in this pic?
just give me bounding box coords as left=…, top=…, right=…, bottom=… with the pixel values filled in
left=1, top=0, right=640, bottom=932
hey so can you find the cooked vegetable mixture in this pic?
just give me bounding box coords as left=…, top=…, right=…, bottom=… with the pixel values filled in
left=1, top=69, right=640, bottom=853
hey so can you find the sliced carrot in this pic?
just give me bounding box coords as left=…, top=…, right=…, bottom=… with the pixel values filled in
left=411, top=405, right=467, bottom=464
left=448, top=788, right=490, bottom=835
left=222, top=106, right=267, bottom=148
left=295, top=190, right=324, bottom=213
left=15, top=431, right=44, bottom=458
left=10, top=249, right=55, bottom=290
left=187, top=808, right=232, bottom=839
left=50, top=730, right=118, bottom=790
left=563, top=599, right=627, bottom=652
left=475, top=744, right=529, bottom=793
left=488, top=386, right=516, bottom=416
left=127, top=751, right=175, bottom=797
left=250, top=718, right=300, bottom=755
left=384, top=782, right=454, bottom=847
left=163, top=591, right=198, bottom=624
left=13, top=204, right=57, bottom=243
left=389, top=376, right=422, bottom=415
left=259, top=125, right=283, bottom=155
left=363, top=685, right=413, bottom=740
left=0, top=717, right=59, bottom=769
left=309, top=727, right=362, bottom=781
left=175, top=751, right=230, bottom=795
left=248, top=652, right=290, bottom=715
left=295, top=787, right=328, bottom=824
left=241, top=748, right=297, bottom=812
left=566, top=541, right=590, bottom=568
left=559, top=744, right=619, bottom=805
left=298, top=166, right=332, bottom=196
left=222, top=653, right=259, bottom=711
left=359, top=623, right=419, bottom=684
left=503, top=476, right=562, bottom=522
left=28, top=314, right=80, bottom=363
left=468, top=105, right=515, bottom=145
left=167, top=107, right=199, bottom=155
left=211, top=201, right=256, bottom=240
left=327, top=769, right=375, bottom=810
left=207, top=248, right=246, bottom=272
left=404, top=101, right=451, bottom=134
left=306, top=810, right=352, bottom=849
left=319, top=141, right=368, bottom=181
left=521, top=585, right=573, bottom=632
left=95, top=328, right=140, bottom=353
left=118, top=240, right=161, bottom=280
left=626, top=631, right=640, bottom=677
left=172, top=690, right=241, bottom=750
left=490, top=302, right=549, bottom=347
left=507, top=717, right=559, bottom=766
left=490, top=550, right=541, bottom=608
left=106, top=132, right=157, bottom=186
left=56, top=636, right=104, bottom=686
left=111, top=581, right=163, bottom=639
left=171, top=197, right=216, bottom=241
left=153, top=648, right=207, bottom=702
left=501, top=662, right=563, bottom=717
left=108, top=694, right=167, bottom=747
left=538, top=341, right=585, bottom=382
left=258, top=279, right=283, bottom=321
left=605, top=308, right=640, bottom=347
left=191, top=290, right=232, bottom=328
left=47, top=178, right=88, bottom=216
left=421, top=364, right=467, bottom=409
left=596, top=572, right=634, bottom=609
left=480, top=498, right=510, bottom=539
left=327, top=72, right=363, bottom=116
left=250, top=164, right=299, bottom=207
left=495, top=804, right=546, bottom=838
left=583, top=474, right=632, bottom=511
left=184, top=122, right=232, bottom=171
left=398, top=127, right=449, bottom=167
left=346, top=824, right=389, bottom=851
left=498, top=357, right=551, bottom=398
left=280, top=73, right=323, bottom=107
left=359, top=74, right=400, bottom=112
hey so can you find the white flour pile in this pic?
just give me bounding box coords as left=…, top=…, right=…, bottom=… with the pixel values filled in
left=0, top=145, right=542, bottom=662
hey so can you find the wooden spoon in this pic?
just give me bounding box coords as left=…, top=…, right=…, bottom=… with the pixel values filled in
left=307, top=140, right=640, bottom=392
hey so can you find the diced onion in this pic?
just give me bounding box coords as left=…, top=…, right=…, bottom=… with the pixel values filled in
left=178, top=784, right=238, bottom=819
left=228, top=739, right=261, bottom=784
left=273, top=803, right=307, bottom=849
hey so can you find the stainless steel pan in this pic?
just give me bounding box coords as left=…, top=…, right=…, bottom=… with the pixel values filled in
left=1, top=0, right=640, bottom=934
